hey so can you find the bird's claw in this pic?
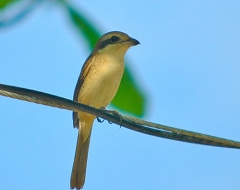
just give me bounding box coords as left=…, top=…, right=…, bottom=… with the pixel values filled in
left=105, top=110, right=123, bottom=127
left=97, top=108, right=123, bottom=127
left=97, top=107, right=106, bottom=123
left=97, top=117, right=105, bottom=123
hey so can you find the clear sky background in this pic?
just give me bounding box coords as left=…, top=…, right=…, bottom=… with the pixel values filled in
left=1, top=1, right=240, bottom=190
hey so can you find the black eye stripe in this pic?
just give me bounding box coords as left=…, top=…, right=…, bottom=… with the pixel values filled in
left=100, top=39, right=111, bottom=49
left=99, top=36, right=121, bottom=49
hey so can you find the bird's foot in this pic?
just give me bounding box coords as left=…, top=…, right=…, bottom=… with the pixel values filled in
left=96, top=108, right=123, bottom=127
left=105, top=110, right=123, bottom=127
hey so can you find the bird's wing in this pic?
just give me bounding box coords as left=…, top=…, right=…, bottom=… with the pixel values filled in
left=73, top=54, right=93, bottom=128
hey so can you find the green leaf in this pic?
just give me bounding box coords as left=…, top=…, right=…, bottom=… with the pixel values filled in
left=0, top=0, right=17, bottom=9
left=64, top=4, right=146, bottom=117
left=66, top=4, right=101, bottom=50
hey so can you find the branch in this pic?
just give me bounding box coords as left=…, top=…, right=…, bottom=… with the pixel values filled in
left=0, top=83, right=240, bottom=149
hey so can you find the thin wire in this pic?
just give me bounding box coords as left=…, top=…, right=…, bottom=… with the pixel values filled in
left=0, top=83, right=240, bottom=149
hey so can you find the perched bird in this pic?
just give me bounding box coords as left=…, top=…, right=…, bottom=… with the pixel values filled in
left=70, top=31, right=140, bottom=189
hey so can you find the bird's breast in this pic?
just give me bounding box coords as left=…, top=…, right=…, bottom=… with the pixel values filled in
left=78, top=54, right=124, bottom=108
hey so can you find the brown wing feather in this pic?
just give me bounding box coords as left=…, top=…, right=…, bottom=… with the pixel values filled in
left=73, top=54, right=94, bottom=128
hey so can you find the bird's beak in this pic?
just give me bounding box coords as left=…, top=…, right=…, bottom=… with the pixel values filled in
left=128, top=37, right=140, bottom=46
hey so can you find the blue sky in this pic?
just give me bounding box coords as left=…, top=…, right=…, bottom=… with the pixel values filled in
left=1, top=1, right=240, bottom=189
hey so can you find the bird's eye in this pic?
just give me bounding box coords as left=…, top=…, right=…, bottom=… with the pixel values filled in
left=111, top=36, right=120, bottom=42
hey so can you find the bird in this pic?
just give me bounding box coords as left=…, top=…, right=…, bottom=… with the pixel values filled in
left=70, top=31, right=140, bottom=189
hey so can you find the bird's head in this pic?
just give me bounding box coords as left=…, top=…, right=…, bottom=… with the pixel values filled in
left=93, top=31, right=140, bottom=56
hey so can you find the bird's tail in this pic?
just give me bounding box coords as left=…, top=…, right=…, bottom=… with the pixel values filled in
left=70, top=119, right=93, bottom=189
